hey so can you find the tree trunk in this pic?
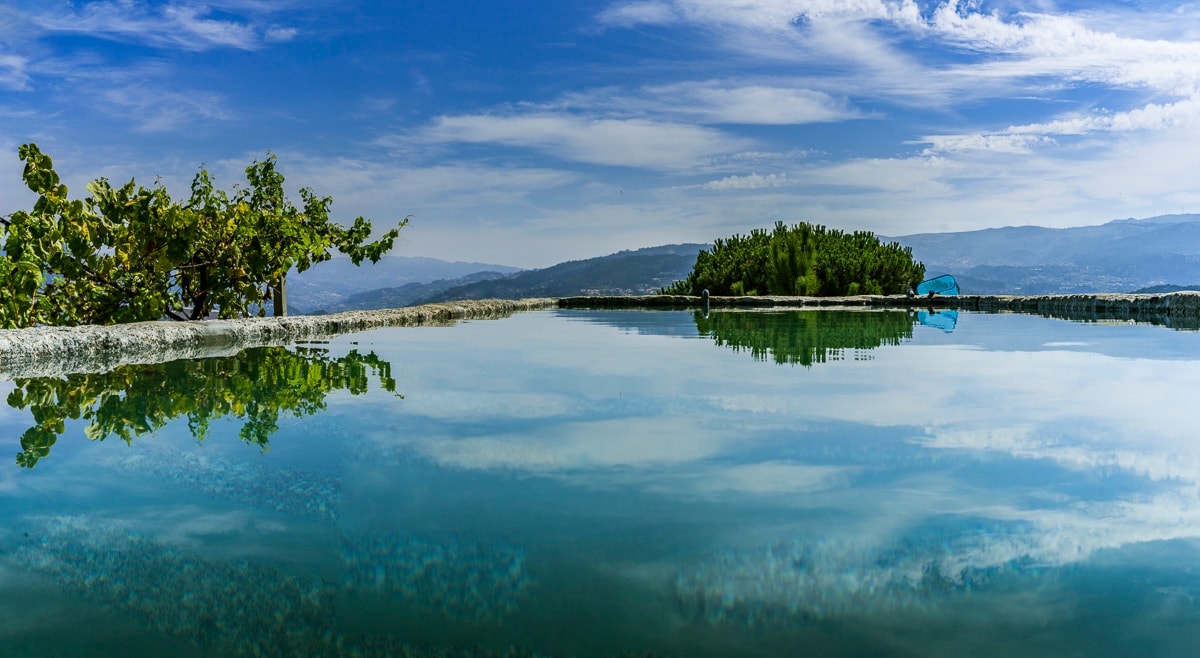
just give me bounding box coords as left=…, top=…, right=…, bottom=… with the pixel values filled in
left=272, top=276, right=287, bottom=317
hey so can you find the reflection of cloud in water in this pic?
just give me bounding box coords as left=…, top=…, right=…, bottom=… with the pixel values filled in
left=642, top=461, right=858, bottom=498
left=403, top=417, right=732, bottom=471
left=0, top=381, right=21, bottom=451
left=725, top=346, right=1200, bottom=451
left=350, top=312, right=1200, bottom=624
left=674, top=518, right=1043, bottom=626
left=363, top=342, right=1200, bottom=523
left=914, top=425, right=1200, bottom=485
left=398, top=390, right=582, bottom=420
left=676, top=489, right=1200, bottom=628
left=891, top=346, right=1200, bottom=521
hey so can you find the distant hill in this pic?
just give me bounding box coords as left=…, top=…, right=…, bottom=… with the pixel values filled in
left=1131, top=284, right=1200, bottom=294
left=891, top=214, right=1200, bottom=294
left=307, top=270, right=514, bottom=313
left=416, top=244, right=706, bottom=304
left=286, top=256, right=522, bottom=314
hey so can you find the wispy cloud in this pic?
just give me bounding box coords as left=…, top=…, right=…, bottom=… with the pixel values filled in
left=927, top=6, right=1200, bottom=95
left=596, top=0, right=678, bottom=27
left=102, top=86, right=234, bottom=133
left=263, top=26, right=299, bottom=43
left=23, top=56, right=237, bottom=133
left=599, top=0, right=920, bottom=32
left=598, top=1, right=1200, bottom=118
left=208, top=150, right=580, bottom=226
left=0, top=53, right=29, bottom=90
left=695, top=172, right=792, bottom=190
left=420, top=113, right=755, bottom=170
left=565, top=81, right=863, bottom=125
left=918, top=133, right=1053, bottom=154
left=922, top=98, right=1200, bottom=153
left=28, top=0, right=281, bottom=51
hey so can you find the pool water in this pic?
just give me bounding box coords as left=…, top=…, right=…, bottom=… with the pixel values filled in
left=1, top=308, right=1199, bottom=657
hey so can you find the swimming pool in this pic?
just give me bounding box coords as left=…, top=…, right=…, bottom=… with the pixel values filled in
left=1, top=308, right=1197, bottom=657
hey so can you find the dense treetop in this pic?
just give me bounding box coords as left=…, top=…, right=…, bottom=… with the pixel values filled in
left=0, top=144, right=406, bottom=327
left=662, top=221, right=924, bottom=297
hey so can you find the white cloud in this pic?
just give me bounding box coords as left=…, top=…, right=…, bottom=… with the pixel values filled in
left=569, top=81, right=862, bottom=125
left=597, top=0, right=678, bottom=26
left=1012, top=98, right=1200, bottom=135
left=421, top=113, right=754, bottom=170
left=928, top=7, right=1200, bottom=94
left=28, top=0, right=280, bottom=51
left=257, top=152, right=579, bottom=210
left=598, top=1, right=1200, bottom=120
left=922, top=97, right=1200, bottom=153
left=680, top=84, right=859, bottom=124
left=697, top=172, right=791, bottom=190
left=99, top=85, right=234, bottom=133
left=919, top=133, right=1053, bottom=154
left=195, top=151, right=583, bottom=264
left=802, top=155, right=959, bottom=195
left=11, top=0, right=1200, bottom=267
left=319, top=113, right=1200, bottom=265
left=263, top=26, right=299, bottom=42
left=0, top=54, right=29, bottom=90
left=600, top=0, right=919, bottom=32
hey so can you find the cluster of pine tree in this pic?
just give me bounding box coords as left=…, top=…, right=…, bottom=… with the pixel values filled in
left=661, top=221, right=925, bottom=297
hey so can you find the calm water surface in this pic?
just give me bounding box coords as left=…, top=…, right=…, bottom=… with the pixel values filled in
left=1, top=308, right=1199, bottom=657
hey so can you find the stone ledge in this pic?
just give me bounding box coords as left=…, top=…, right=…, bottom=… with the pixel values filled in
left=0, top=298, right=558, bottom=380
left=3, top=293, right=1197, bottom=380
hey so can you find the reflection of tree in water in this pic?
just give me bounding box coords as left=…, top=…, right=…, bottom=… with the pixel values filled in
left=694, top=310, right=915, bottom=367
left=8, top=345, right=399, bottom=468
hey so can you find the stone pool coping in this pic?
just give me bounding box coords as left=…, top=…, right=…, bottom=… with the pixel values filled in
left=0, top=298, right=558, bottom=379
left=2, top=292, right=1198, bottom=379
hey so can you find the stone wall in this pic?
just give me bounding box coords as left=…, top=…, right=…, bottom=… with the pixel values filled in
left=0, top=299, right=557, bottom=379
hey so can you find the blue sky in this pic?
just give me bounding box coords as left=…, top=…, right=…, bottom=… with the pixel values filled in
left=4, top=1, right=1200, bottom=268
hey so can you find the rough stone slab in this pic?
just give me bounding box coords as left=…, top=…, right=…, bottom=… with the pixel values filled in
left=0, top=299, right=557, bottom=380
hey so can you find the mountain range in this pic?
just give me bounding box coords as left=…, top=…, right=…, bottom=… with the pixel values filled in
left=288, top=215, right=1200, bottom=313
left=889, top=214, right=1200, bottom=294
left=293, top=244, right=704, bottom=314
left=286, top=257, right=521, bottom=314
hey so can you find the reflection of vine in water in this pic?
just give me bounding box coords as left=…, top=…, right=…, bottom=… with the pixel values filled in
left=693, top=310, right=916, bottom=367
left=8, top=346, right=399, bottom=468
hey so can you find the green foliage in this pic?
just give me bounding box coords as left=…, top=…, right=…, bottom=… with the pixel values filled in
left=660, top=221, right=924, bottom=297
left=0, top=143, right=407, bottom=326
left=8, top=346, right=399, bottom=468
left=694, top=309, right=916, bottom=367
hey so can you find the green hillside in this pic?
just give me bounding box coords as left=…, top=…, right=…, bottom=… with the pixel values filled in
left=418, top=244, right=705, bottom=303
